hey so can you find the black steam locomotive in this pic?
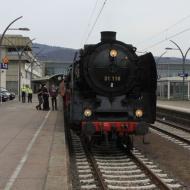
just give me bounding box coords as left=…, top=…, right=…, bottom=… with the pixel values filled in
left=64, top=31, right=157, bottom=150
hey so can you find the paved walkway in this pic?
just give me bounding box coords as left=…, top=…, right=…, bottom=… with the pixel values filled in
left=44, top=99, right=70, bottom=190
left=157, top=100, right=190, bottom=113
left=0, top=96, right=69, bottom=190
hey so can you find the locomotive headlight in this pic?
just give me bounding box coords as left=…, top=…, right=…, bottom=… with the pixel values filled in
left=135, top=109, right=143, bottom=118
left=110, top=49, right=117, bottom=57
left=84, top=109, right=92, bottom=117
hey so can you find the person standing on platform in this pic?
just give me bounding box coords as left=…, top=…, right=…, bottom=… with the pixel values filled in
left=21, top=85, right=27, bottom=103
left=36, top=85, right=43, bottom=110
left=25, top=85, right=29, bottom=103
left=42, top=84, right=50, bottom=111
left=49, top=84, right=58, bottom=110
left=28, top=87, right=33, bottom=103
left=60, top=79, right=66, bottom=107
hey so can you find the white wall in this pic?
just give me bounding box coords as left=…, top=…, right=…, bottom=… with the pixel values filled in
left=0, top=49, right=7, bottom=88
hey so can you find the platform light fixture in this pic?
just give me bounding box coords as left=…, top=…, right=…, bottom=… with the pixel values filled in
left=8, top=27, right=30, bottom=31
left=165, top=40, right=190, bottom=100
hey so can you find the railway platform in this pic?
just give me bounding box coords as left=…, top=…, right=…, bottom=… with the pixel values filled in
left=1, top=97, right=189, bottom=190
left=157, top=100, right=190, bottom=113
left=0, top=96, right=70, bottom=190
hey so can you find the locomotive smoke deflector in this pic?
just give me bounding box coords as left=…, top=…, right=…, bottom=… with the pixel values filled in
left=101, top=31, right=116, bottom=42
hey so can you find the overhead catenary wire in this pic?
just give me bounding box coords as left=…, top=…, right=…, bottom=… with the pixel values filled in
left=137, top=13, right=190, bottom=46
left=80, top=0, right=99, bottom=47
left=141, top=26, right=190, bottom=51
left=84, top=0, right=109, bottom=44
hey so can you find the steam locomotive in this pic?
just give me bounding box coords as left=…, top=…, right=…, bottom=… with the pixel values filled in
left=64, top=31, right=157, bottom=150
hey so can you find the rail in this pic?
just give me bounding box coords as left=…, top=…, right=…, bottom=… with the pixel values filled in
left=130, top=151, right=172, bottom=190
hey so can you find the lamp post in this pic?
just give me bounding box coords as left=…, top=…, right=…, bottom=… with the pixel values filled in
left=166, top=40, right=190, bottom=100
left=26, top=47, right=42, bottom=88
left=18, top=38, right=35, bottom=101
left=0, top=16, right=29, bottom=98
left=0, top=16, right=22, bottom=47
left=8, top=28, right=30, bottom=31
left=3, top=37, right=33, bottom=99
left=0, top=16, right=29, bottom=104
left=28, top=55, right=39, bottom=88
left=156, top=51, right=168, bottom=79
left=3, top=37, right=38, bottom=101
left=22, top=47, right=42, bottom=90
left=0, top=16, right=29, bottom=60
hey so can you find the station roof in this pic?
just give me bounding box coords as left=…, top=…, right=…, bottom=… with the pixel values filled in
left=32, top=76, right=50, bottom=82
left=158, top=76, right=190, bottom=82
left=41, top=60, right=72, bottom=64
left=32, top=74, right=65, bottom=82
left=0, top=35, right=32, bottom=51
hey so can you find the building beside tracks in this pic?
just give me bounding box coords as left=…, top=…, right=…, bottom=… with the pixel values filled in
left=157, top=76, right=190, bottom=100
left=42, top=60, right=71, bottom=76
left=0, top=35, right=42, bottom=94
left=31, top=61, right=71, bottom=92
left=156, top=57, right=190, bottom=100
left=156, top=57, right=190, bottom=79
left=32, top=74, right=65, bottom=93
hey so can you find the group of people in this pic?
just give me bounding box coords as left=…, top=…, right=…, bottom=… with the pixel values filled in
left=36, top=84, right=59, bottom=111
left=21, top=83, right=60, bottom=111
left=21, top=85, right=33, bottom=103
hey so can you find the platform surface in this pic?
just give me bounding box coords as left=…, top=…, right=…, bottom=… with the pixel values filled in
left=0, top=96, right=70, bottom=190
left=157, top=100, right=190, bottom=113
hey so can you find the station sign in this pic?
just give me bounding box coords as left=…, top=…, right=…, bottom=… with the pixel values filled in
left=1, top=56, right=9, bottom=70
left=178, top=73, right=188, bottom=77
left=1, top=62, right=8, bottom=69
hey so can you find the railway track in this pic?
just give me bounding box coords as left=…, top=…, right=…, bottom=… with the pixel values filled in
left=151, top=121, right=190, bottom=150
left=156, top=117, right=190, bottom=133
left=156, top=107, right=190, bottom=129
left=69, top=130, right=182, bottom=190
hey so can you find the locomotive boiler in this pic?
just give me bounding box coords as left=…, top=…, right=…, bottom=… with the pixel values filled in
left=64, top=31, right=157, bottom=150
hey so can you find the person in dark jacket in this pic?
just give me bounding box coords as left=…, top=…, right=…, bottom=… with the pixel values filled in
left=27, top=87, right=33, bottom=103
left=49, top=84, right=58, bottom=110
left=42, top=84, right=50, bottom=111
left=21, top=85, right=27, bottom=103
left=36, top=85, right=43, bottom=110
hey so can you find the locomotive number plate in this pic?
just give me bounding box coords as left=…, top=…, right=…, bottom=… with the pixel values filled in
left=104, top=76, right=121, bottom=81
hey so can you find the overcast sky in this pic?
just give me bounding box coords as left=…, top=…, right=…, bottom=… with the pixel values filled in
left=1, top=0, right=190, bottom=57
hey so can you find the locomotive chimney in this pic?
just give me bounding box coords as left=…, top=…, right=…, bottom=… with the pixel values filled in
left=101, top=31, right=116, bottom=42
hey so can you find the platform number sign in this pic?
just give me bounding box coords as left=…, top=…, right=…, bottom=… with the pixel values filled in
left=178, top=72, right=188, bottom=77
left=1, top=56, right=9, bottom=69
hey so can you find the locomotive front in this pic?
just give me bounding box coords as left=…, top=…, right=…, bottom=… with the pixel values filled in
left=66, top=31, right=157, bottom=149
left=82, top=31, right=139, bottom=97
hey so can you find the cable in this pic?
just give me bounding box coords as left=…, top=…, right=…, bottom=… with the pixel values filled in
left=79, top=0, right=99, bottom=47
left=137, top=13, right=190, bottom=46
left=141, top=26, right=190, bottom=51
left=84, top=0, right=109, bottom=44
